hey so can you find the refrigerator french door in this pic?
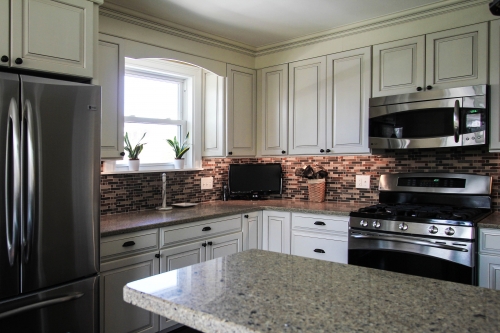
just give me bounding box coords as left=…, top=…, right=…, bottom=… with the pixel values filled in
left=0, top=73, right=100, bottom=332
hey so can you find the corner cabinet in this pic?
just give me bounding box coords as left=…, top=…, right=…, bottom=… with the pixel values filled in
left=490, top=19, right=500, bottom=152
left=326, top=47, right=371, bottom=155
left=97, top=34, right=125, bottom=159
left=226, top=64, right=256, bottom=157
left=202, top=70, right=225, bottom=157
left=479, top=228, right=500, bottom=290
left=262, top=211, right=291, bottom=254
left=257, top=64, right=288, bottom=156
left=9, top=0, right=95, bottom=78
left=288, top=56, right=327, bottom=155
left=243, top=211, right=263, bottom=250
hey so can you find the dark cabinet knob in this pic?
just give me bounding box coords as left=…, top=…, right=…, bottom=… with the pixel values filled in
left=202, top=242, right=207, bottom=247
left=314, top=249, right=325, bottom=253
left=202, top=226, right=211, bottom=231
left=207, top=241, right=213, bottom=246
left=120, top=152, right=125, bottom=156
left=326, top=149, right=331, bottom=153
left=320, top=149, right=325, bottom=153
left=228, top=151, right=233, bottom=155
left=155, top=254, right=160, bottom=258
left=244, top=215, right=249, bottom=218
left=426, top=85, right=433, bottom=90
left=314, top=221, right=326, bottom=226
left=15, top=58, right=23, bottom=65
left=122, top=241, right=135, bottom=247
left=0, top=55, right=8, bottom=63
left=416, top=87, right=422, bottom=91
left=281, top=150, right=286, bottom=154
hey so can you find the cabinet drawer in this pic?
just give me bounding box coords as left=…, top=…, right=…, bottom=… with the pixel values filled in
left=292, top=213, right=348, bottom=234
left=101, top=229, right=159, bottom=260
left=480, top=228, right=500, bottom=255
left=161, top=215, right=242, bottom=248
left=292, top=231, right=347, bottom=264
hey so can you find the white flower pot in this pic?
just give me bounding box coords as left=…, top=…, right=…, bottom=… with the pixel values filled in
left=173, top=159, right=184, bottom=169
left=128, top=159, right=140, bottom=171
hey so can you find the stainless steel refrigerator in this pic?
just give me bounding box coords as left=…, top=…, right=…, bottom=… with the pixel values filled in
left=0, top=72, right=100, bottom=332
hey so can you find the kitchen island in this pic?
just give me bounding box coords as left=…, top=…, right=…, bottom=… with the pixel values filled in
left=124, top=250, right=500, bottom=333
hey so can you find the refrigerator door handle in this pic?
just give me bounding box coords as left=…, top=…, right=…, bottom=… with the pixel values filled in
left=5, top=99, right=21, bottom=267
left=0, top=292, right=84, bottom=320
left=21, top=100, right=36, bottom=263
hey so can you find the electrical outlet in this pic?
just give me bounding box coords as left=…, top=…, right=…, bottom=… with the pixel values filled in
left=355, top=175, right=370, bottom=189
left=201, top=177, right=213, bottom=190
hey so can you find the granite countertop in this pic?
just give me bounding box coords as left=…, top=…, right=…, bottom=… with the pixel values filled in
left=124, top=249, right=500, bottom=333
left=101, top=200, right=365, bottom=237
left=478, top=212, right=500, bottom=229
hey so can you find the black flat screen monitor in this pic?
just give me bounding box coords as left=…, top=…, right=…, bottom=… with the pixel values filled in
left=228, top=164, right=282, bottom=199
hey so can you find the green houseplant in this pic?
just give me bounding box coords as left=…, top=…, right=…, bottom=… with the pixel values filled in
left=124, top=132, right=146, bottom=171
left=167, top=132, right=190, bottom=169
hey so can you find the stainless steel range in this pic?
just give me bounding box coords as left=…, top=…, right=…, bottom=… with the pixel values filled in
left=348, top=173, right=492, bottom=285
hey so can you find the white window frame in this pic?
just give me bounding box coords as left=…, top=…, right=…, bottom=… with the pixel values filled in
left=115, top=58, right=202, bottom=172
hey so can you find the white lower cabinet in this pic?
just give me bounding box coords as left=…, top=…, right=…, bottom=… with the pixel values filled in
left=479, top=228, right=500, bottom=290
left=291, top=213, right=348, bottom=264
left=100, top=251, right=160, bottom=333
left=262, top=211, right=291, bottom=254
left=243, top=211, right=263, bottom=250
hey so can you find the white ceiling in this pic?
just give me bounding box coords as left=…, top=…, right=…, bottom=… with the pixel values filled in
left=105, top=0, right=444, bottom=48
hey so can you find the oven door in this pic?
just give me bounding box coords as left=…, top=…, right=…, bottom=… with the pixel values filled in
left=348, top=230, right=475, bottom=285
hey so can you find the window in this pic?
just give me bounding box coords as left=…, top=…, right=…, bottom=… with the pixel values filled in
left=117, top=58, right=200, bottom=171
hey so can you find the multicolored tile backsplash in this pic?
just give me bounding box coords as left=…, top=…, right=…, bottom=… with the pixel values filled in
left=100, top=146, right=500, bottom=215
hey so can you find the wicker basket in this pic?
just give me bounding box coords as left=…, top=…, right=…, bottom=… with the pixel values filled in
left=307, top=179, right=326, bottom=202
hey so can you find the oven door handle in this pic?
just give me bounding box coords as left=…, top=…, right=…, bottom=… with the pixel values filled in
left=454, top=99, right=460, bottom=143
left=350, top=234, right=468, bottom=252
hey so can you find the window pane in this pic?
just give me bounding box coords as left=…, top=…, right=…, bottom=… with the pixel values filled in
left=121, top=123, right=179, bottom=164
left=124, top=75, right=180, bottom=119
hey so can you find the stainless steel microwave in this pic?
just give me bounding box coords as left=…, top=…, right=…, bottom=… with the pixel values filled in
left=369, top=85, right=487, bottom=149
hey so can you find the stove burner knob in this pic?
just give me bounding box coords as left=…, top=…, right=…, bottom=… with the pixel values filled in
left=428, top=226, right=439, bottom=234
left=398, top=223, right=408, bottom=231
left=360, top=220, right=368, bottom=227
left=372, top=220, right=381, bottom=228
left=445, top=227, right=455, bottom=236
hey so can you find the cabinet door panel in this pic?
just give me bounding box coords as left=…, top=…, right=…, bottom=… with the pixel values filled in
left=288, top=57, right=326, bottom=155
left=202, top=71, right=225, bottom=157
left=100, top=252, right=159, bottom=333
left=0, top=0, right=9, bottom=67
left=489, top=19, right=500, bottom=152
left=262, top=211, right=291, bottom=254
left=160, top=242, right=205, bottom=272
left=98, top=35, right=125, bottom=159
left=226, top=64, right=256, bottom=156
left=479, top=254, right=500, bottom=290
left=426, top=23, right=487, bottom=89
left=11, top=0, right=94, bottom=77
left=372, top=36, right=425, bottom=97
left=326, top=47, right=370, bottom=154
left=208, top=233, right=243, bottom=260
left=259, top=64, right=288, bottom=155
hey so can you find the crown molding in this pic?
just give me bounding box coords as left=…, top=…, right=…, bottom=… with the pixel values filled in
left=100, top=0, right=490, bottom=59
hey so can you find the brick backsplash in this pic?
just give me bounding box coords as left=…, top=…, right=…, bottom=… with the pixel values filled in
left=100, top=146, right=500, bottom=215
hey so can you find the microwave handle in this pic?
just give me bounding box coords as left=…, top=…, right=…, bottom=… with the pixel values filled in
left=454, top=100, right=460, bottom=143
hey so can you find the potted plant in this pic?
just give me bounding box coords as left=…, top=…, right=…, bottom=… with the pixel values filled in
left=124, top=132, right=146, bottom=171
left=167, top=132, right=190, bottom=169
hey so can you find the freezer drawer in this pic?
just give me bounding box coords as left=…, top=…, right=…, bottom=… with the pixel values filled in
left=0, top=275, right=98, bottom=333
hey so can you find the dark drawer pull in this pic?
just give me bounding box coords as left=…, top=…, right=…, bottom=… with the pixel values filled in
left=202, top=242, right=207, bottom=247
left=244, top=215, right=249, bottom=218
left=314, top=221, right=326, bottom=226
left=122, top=241, right=136, bottom=247
left=207, top=241, right=213, bottom=246
left=314, top=249, right=325, bottom=253
left=202, top=227, right=211, bottom=231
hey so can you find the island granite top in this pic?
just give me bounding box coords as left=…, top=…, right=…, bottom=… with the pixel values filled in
left=100, top=200, right=365, bottom=237
left=124, top=249, right=500, bottom=333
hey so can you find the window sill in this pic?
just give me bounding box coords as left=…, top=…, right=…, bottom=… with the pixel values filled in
left=101, top=168, right=203, bottom=175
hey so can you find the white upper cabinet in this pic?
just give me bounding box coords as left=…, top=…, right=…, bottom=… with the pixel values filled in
left=288, top=56, right=327, bottom=155
left=372, top=36, right=425, bottom=97
left=97, top=34, right=125, bottom=160
left=258, top=64, right=288, bottom=156
left=0, top=0, right=9, bottom=67
left=426, top=23, right=487, bottom=90
left=226, top=64, right=256, bottom=157
left=202, top=70, right=225, bottom=157
left=10, top=0, right=95, bottom=78
left=490, top=19, right=500, bottom=152
left=326, top=47, right=371, bottom=155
